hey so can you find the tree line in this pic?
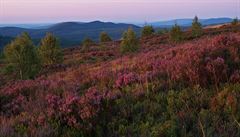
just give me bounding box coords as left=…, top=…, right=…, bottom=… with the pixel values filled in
left=3, top=33, right=63, bottom=79
left=1, top=16, right=238, bottom=80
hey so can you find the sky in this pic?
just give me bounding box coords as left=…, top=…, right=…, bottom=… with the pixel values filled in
left=0, top=0, right=239, bottom=23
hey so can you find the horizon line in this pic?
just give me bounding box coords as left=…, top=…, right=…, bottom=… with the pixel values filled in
left=0, top=16, right=236, bottom=25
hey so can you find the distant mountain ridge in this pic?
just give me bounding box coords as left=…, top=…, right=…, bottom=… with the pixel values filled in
left=0, top=21, right=140, bottom=47
left=0, top=23, right=52, bottom=29
left=0, top=18, right=234, bottom=47
left=145, top=18, right=233, bottom=28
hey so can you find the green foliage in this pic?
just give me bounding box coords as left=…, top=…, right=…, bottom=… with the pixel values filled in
left=120, top=28, right=139, bottom=54
left=232, top=17, right=239, bottom=26
left=0, top=52, right=4, bottom=64
left=82, top=37, right=94, bottom=51
left=4, top=32, right=40, bottom=79
left=0, top=52, right=4, bottom=59
left=141, top=25, right=155, bottom=37
left=192, top=16, right=203, bottom=38
left=1, top=65, right=15, bottom=75
left=38, top=33, right=63, bottom=65
left=98, top=84, right=240, bottom=136
left=156, top=28, right=169, bottom=35
left=170, top=24, right=184, bottom=42
left=60, top=127, right=85, bottom=137
left=15, top=123, right=28, bottom=136
left=99, top=32, right=112, bottom=43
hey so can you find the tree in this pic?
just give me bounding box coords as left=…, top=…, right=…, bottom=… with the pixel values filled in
left=192, top=16, right=203, bottom=38
left=100, top=32, right=112, bottom=43
left=170, top=24, right=183, bottom=42
left=120, top=28, right=139, bottom=53
left=0, top=52, right=5, bottom=73
left=0, top=51, right=4, bottom=60
left=141, top=25, right=155, bottom=37
left=4, top=32, right=40, bottom=79
left=38, top=33, right=63, bottom=65
left=232, top=17, right=239, bottom=26
left=82, top=37, right=94, bottom=51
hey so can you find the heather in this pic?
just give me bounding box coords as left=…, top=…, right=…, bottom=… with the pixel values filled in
left=0, top=25, right=240, bottom=137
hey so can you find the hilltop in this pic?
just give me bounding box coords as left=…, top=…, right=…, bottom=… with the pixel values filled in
left=0, top=23, right=240, bottom=137
left=144, top=17, right=233, bottom=27
left=0, top=21, right=140, bottom=47
left=0, top=18, right=235, bottom=48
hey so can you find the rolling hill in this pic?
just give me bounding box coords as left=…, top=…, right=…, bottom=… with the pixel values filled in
left=0, top=18, right=235, bottom=48
left=0, top=23, right=240, bottom=137
left=0, top=21, right=141, bottom=47
left=145, top=17, right=233, bottom=27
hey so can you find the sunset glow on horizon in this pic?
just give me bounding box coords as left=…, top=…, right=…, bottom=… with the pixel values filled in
left=0, top=0, right=239, bottom=23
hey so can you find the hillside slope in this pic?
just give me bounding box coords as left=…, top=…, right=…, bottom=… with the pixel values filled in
left=0, top=25, right=240, bottom=137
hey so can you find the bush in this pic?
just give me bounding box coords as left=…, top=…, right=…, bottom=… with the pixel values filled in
left=82, top=38, right=94, bottom=51
left=4, top=32, right=40, bottom=79
left=38, top=33, right=63, bottom=65
left=120, top=28, right=139, bottom=53
left=191, top=16, right=203, bottom=38
left=99, top=32, right=112, bottom=43
left=141, top=25, right=155, bottom=37
left=170, top=24, right=183, bottom=42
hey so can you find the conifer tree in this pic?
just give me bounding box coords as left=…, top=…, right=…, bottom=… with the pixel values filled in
left=192, top=16, right=203, bottom=38
left=38, top=33, right=63, bottom=65
left=82, top=37, right=94, bottom=51
left=232, top=17, right=239, bottom=25
left=120, top=28, right=139, bottom=53
left=170, top=23, right=183, bottom=42
left=100, top=32, right=112, bottom=43
left=141, top=25, right=155, bottom=37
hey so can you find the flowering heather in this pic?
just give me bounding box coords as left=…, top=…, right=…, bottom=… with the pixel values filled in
left=115, top=72, right=139, bottom=88
left=1, top=26, right=240, bottom=136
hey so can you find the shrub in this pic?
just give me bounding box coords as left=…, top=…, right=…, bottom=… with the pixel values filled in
left=4, top=32, right=40, bottom=79
left=115, top=72, right=139, bottom=88
left=99, top=32, right=112, bottom=43
left=191, top=16, right=203, bottom=38
left=157, top=29, right=169, bottom=35
left=82, top=38, right=94, bottom=51
left=141, top=25, right=155, bottom=37
left=170, top=24, right=183, bottom=42
left=38, top=33, right=63, bottom=65
left=120, top=28, right=139, bottom=53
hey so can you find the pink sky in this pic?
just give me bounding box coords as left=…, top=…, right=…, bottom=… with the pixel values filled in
left=0, top=0, right=239, bottom=23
